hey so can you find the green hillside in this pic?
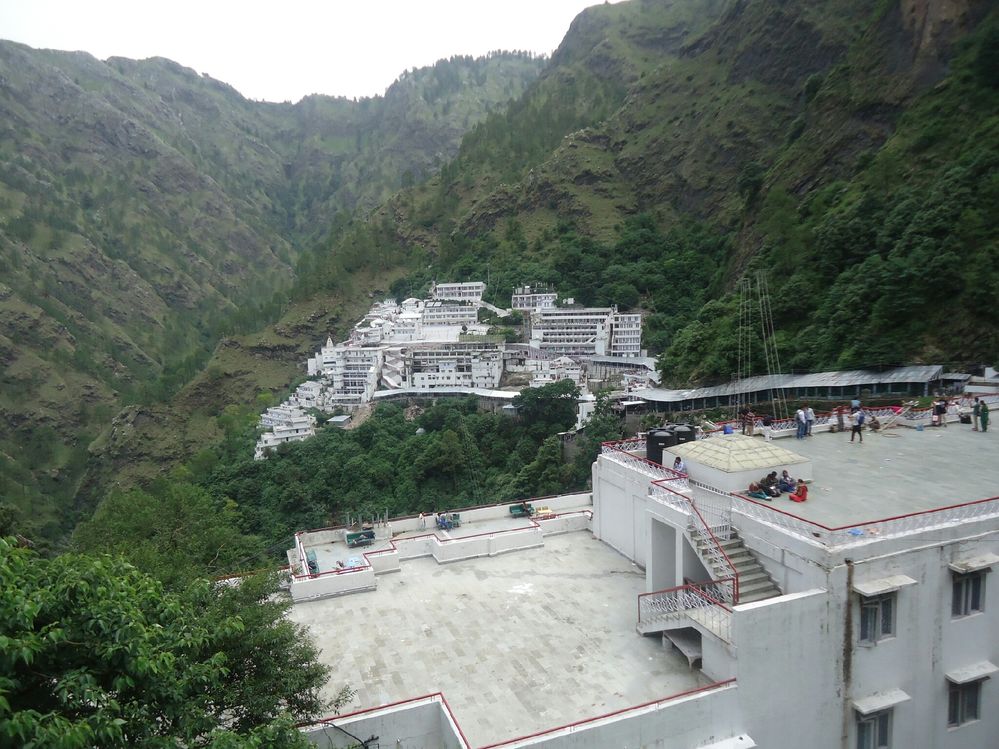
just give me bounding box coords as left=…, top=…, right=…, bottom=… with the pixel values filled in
left=309, top=0, right=997, bottom=380
left=0, top=43, right=544, bottom=543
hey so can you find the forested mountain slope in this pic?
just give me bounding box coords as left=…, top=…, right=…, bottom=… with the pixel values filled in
left=85, top=0, right=999, bottom=515
left=314, top=0, right=997, bottom=378
left=0, top=43, right=543, bottom=542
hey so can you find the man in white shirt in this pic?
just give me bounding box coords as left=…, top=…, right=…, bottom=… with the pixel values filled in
left=795, top=407, right=807, bottom=439
left=805, top=405, right=816, bottom=436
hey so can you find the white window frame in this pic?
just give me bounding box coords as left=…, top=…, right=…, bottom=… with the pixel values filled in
left=951, top=571, right=986, bottom=618
left=948, top=679, right=983, bottom=727
left=856, top=709, right=892, bottom=749
left=859, top=592, right=895, bottom=644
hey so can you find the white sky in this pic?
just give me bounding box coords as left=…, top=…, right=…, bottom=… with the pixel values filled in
left=0, top=0, right=615, bottom=103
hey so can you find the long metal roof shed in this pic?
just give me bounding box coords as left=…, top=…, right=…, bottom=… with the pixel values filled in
left=633, top=365, right=944, bottom=405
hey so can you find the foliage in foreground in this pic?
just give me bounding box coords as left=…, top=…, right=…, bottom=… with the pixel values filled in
left=0, top=539, right=337, bottom=748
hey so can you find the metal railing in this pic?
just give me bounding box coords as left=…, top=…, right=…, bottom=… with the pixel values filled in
left=649, top=480, right=738, bottom=603
left=732, top=492, right=999, bottom=547
left=600, top=441, right=689, bottom=487
left=638, top=582, right=733, bottom=641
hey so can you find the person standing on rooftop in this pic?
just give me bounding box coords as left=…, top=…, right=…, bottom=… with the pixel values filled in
left=849, top=409, right=864, bottom=443
left=851, top=397, right=861, bottom=412
left=980, top=400, right=990, bottom=433
left=972, top=397, right=981, bottom=431
left=795, top=406, right=807, bottom=439
left=805, top=405, right=816, bottom=436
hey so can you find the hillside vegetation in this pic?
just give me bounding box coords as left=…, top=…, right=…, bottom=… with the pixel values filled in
left=0, top=44, right=544, bottom=543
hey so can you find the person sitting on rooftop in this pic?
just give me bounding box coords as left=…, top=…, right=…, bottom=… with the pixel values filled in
left=672, top=456, right=686, bottom=474
left=777, top=470, right=796, bottom=493
left=759, top=471, right=781, bottom=497
left=789, top=479, right=809, bottom=503
left=746, top=482, right=771, bottom=501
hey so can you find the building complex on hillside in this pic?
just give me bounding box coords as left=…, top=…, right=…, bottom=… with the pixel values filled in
left=254, top=282, right=648, bottom=459
left=287, top=395, right=999, bottom=748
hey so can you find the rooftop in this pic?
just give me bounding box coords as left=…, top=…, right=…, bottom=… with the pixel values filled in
left=702, top=425, right=998, bottom=530
left=287, top=532, right=704, bottom=747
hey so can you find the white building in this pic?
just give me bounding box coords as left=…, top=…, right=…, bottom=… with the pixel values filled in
left=421, top=300, right=479, bottom=327
left=407, top=343, right=504, bottom=390
left=512, top=284, right=558, bottom=312
left=430, top=281, right=486, bottom=303
left=253, top=411, right=316, bottom=460
left=610, top=311, right=643, bottom=357
left=528, top=306, right=642, bottom=358
left=290, top=395, right=999, bottom=748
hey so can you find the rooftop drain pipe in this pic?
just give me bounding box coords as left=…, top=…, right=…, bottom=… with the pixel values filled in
left=841, top=558, right=855, bottom=749
left=319, top=720, right=376, bottom=748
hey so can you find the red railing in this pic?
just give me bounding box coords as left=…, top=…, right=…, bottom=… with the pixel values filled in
left=731, top=491, right=999, bottom=546
left=649, top=479, right=739, bottom=604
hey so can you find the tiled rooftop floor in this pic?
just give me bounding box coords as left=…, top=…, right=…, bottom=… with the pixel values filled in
left=713, top=424, right=999, bottom=528
left=288, top=532, right=704, bottom=746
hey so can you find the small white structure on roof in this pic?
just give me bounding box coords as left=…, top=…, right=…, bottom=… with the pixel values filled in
left=666, top=434, right=811, bottom=493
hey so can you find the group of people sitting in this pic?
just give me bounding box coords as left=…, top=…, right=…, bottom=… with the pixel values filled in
left=746, top=470, right=808, bottom=503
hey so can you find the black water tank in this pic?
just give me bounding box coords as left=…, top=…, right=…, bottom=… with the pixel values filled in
left=673, top=424, right=696, bottom=445
left=646, top=428, right=678, bottom=466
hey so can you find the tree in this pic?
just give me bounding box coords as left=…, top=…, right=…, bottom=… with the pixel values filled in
left=73, top=479, right=265, bottom=591
left=0, top=539, right=322, bottom=748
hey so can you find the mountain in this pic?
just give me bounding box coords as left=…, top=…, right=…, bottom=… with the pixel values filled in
left=0, top=42, right=544, bottom=543
left=311, top=0, right=998, bottom=376
left=6, top=0, right=998, bottom=545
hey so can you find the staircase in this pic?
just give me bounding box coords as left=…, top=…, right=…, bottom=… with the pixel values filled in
left=693, top=531, right=782, bottom=604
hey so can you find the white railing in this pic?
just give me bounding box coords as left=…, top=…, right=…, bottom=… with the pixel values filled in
left=649, top=481, right=737, bottom=600
left=732, top=492, right=999, bottom=548
left=600, top=443, right=689, bottom=487
left=638, top=582, right=733, bottom=641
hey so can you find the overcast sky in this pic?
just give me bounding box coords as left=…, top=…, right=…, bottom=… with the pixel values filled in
left=0, top=0, right=615, bottom=102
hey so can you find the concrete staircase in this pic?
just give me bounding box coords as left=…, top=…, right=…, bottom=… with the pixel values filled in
left=695, top=532, right=782, bottom=604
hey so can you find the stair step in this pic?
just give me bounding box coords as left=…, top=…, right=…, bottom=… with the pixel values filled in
left=739, top=588, right=781, bottom=603
left=737, top=571, right=770, bottom=585
left=739, top=578, right=778, bottom=595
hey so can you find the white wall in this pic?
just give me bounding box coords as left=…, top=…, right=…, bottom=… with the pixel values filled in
left=501, top=683, right=746, bottom=748
left=302, top=696, right=467, bottom=748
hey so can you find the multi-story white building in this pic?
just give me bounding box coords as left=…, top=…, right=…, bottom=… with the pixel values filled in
left=512, top=284, right=558, bottom=312
left=320, top=344, right=383, bottom=408
left=610, top=311, right=643, bottom=357
left=291, top=396, right=999, bottom=748
left=528, top=306, right=614, bottom=356
left=407, top=343, right=504, bottom=390
left=421, top=300, right=479, bottom=327
left=430, top=281, right=486, bottom=303
left=253, top=410, right=316, bottom=460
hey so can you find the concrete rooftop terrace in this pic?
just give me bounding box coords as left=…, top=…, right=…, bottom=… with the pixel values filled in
left=287, top=532, right=704, bottom=747
left=710, top=424, right=998, bottom=529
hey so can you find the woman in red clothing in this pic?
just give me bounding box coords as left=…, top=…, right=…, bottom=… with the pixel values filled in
left=789, top=479, right=808, bottom=503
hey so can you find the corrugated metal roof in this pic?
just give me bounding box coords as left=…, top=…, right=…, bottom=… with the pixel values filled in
left=633, top=365, right=944, bottom=404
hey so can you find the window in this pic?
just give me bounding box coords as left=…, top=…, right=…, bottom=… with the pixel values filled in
left=952, top=572, right=986, bottom=617
left=948, top=680, right=982, bottom=727
left=857, top=709, right=892, bottom=749
left=860, top=593, right=895, bottom=643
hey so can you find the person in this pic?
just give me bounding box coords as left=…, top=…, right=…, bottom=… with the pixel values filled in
left=778, top=470, right=796, bottom=493
left=935, top=398, right=948, bottom=428
left=760, top=471, right=781, bottom=497
left=973, top=397, right=981, bottom=431
left=836, top=405, right=846, bottom=433
left=789, top=479, right=808, bottom=503
left=761, top=413, right=774, bottom=441
left=981, top=400, right=990, bottom=433
left=805, top=405, right=816, bottom=436
left=868, top=414, right=881, bottom=432
left=795, top=407, right=807, bottom=440
left=744, top=408, right=756, bottom=437
left=419, top=512, right=427, bottom=530
left=850, top=409, right=864, bottom=443
left=672, top=456, right=686, bottom=474
left=746, top=482, right=771, bottom=501
left=850, top=397, right=861, bottom=413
